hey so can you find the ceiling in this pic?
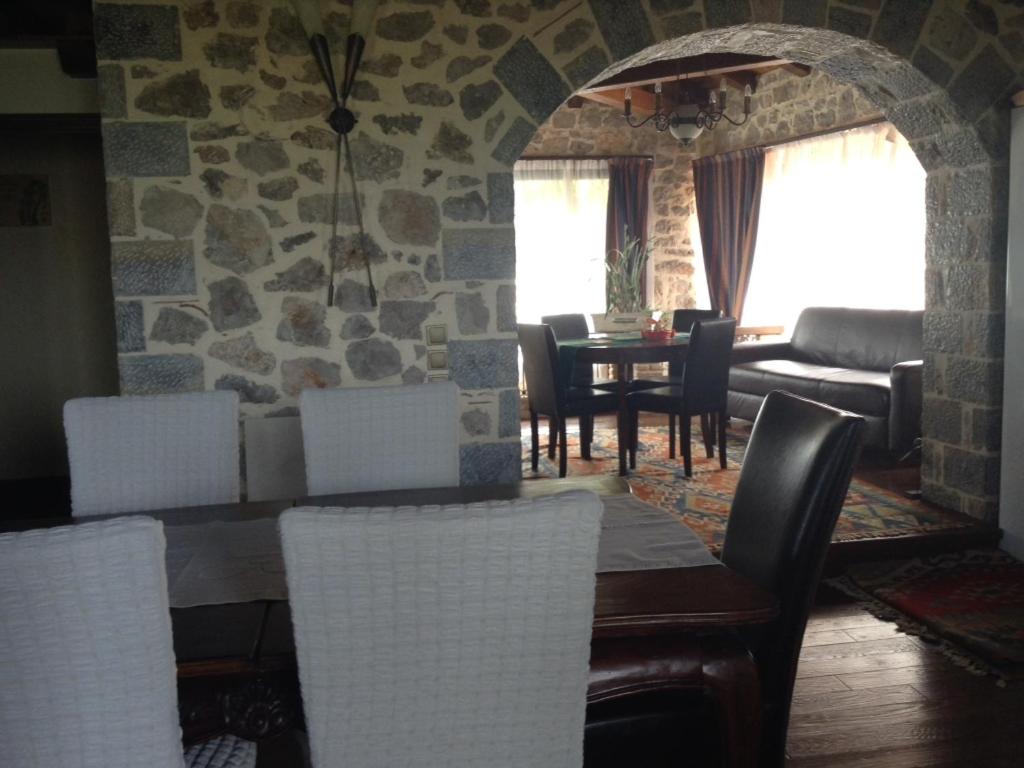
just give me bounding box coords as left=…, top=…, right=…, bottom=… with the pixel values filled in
left=576, top=53, right=811, bottom=115
left=0, top=0, right=95, bottom=77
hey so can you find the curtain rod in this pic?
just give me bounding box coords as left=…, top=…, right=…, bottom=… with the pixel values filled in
left=519, top=154, right=654, bottom=162
left=758, top=116, right=888, bottom=151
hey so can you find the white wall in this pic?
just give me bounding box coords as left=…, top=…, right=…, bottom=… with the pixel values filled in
left=0, top=49, right=98, bottom=114
left=999, top=106, right=1024, bottom=559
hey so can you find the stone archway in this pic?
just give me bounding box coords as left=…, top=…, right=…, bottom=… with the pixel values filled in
left=493, top=21, right=1009, bottom=521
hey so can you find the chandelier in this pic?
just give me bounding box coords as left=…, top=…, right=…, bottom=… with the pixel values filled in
left=623, top=80, right=753, bottom=145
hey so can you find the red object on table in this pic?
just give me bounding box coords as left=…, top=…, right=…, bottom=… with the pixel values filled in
left=641, top=329, right=676, bottom=341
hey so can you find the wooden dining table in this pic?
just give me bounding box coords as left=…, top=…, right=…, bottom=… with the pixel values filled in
left=558, top=334, right=691, bottom=475
left=3, top=475, right=776, bottom=749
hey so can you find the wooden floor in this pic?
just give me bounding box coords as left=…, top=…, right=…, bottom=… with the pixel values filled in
left=787, top=585, right=1024, bottom=767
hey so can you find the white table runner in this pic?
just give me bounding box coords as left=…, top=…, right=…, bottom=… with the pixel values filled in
left=165, top=494, right=719, bottom=608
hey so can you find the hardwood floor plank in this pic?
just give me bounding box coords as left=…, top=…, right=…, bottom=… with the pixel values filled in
left=843, top=623, right=905, bottom=641
left=798, top=636, right=926, bottom=662
left=796, top=649, right=933, bottom=679
left=787, top=740, right=1024, bottom=768
left=801, top=629, right=856, bottom=646
left=804, top=609, right=887, bottom=632
left=836, top=661, right=968, bottom=691
left=791, top=675, right=850, bottom=695
left=789, top=684, right=924, bottom=716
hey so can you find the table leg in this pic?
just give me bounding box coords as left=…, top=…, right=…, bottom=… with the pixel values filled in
left=616, top=363, right=628, bottom=476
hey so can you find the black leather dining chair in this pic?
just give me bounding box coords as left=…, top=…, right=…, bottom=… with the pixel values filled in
left=630, top=309, right=726, bottom=444
left=584, top=391, right=865, bottom=768
left=627, top=318, right=737, bottom=476
left=518, top=324, right=618, bottom=477
left=721, top=391, right=865, bottom=767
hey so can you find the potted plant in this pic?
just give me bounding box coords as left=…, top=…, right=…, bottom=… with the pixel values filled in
left=594, top=228, right=658, bottom=333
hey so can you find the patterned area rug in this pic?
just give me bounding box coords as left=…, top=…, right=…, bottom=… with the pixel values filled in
left=829, top=550, right=1024, bottom=680
left=521, top=422, right=973, bottom=552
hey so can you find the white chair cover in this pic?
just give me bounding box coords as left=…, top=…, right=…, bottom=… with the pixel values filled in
left=280, top=490, right=604, bottom=768
left=299, top=382, right=459, bottom=495
left=64, top=391, right=240, bottom=516
left=0, top=518, right=185, bottom=768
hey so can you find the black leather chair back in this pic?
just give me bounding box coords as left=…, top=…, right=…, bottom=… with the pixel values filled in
left=680, top=318, right=736, bottom=413
left=669, top=309, right=724, bottom=379
left=518, top=324, right=563, bottom=418
left=722, top=391, right=865, bottom=767
left=542, top=313, right=593, bottom=386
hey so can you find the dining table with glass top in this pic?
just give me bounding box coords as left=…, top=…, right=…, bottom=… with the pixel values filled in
left=557, top=333, right=691, bottom=475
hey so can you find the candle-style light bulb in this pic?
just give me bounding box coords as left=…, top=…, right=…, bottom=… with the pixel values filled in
left=718, top=79, right=727, bottom=111
left=743, top=83, right=752, bottom=114
left=654, top=81, right=662, bottom=112
left=624, top=87, right=632, bottom=118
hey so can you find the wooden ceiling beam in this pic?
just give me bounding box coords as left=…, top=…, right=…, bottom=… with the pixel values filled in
left=781, top=63, right=812, bottom=78
left=581, top=54, right=793, bottom=94
left=579, top=87, right=667, bottom=116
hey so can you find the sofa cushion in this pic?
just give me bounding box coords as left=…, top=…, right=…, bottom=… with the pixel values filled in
left=730, top=360, right=891, bottom=416
left=790, top=308, right=923, bottom=372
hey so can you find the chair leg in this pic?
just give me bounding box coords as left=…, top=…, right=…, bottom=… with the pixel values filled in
left=580, top=415, right=592, bottom=460
left=530, top=410, right=539, bottom=472
left=701, top=413, right=714, bottom=458
left=718, top=408, right=728, bottom=469
left=628, top=410, right=638, bottom=469
left=682, top=411, right=693, bottom=477
left=668, top=414, right=676, bottom=460
left=702, top=640, right=762, bottom=768
left=558, top=417, right=568, bottom=478
left=548, top=418, right=556, bottom=459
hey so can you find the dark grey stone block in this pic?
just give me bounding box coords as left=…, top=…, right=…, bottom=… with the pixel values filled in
left=493, top=38, right=569, bottom=123
left=115, top=301, right=145, bottom=353
left=448, top=339, right=519, bottom=389
left=119, top=353, right=203, bottom=395
left=923, top=311, right=963, bottom=354
left=496, top=283, right=516, bottom=332
left=871, top=0, right=930, bottom=57
left=498, top=388, right=521, bottom=438
left=587, top=0, right=654, bottom=60
left=827, top=6, right=873, bottom=38
left=487, top=173, right=514, bottom=225
left=97, top=64, right=126, bottom=119
left=111, top=240, right=196, bottom=296
left=912, top=47, right=954, bottom=87
left=94, top=3, right=181, bottom=61
left=491, top=116, right=536, bottom=166
left=442, top=228, right=515, bottom=280
left=459, top=442, right=522, bottom=485
left=942, top=446, right=1000, bottom=497
left=103, top=122, right=190, bottom=177
left=705, top=0, right=751, bottom=27
left=948, top=44, right=1016, bottom=123
left=969, top=406, right=1002, bottom=452
left=564, top=46, right=611, bottom=89
left=782, top=0, right=827, bottom=27
left=922, top=395, right=963, bottom=445
left=946, top=356, right=1003, bottom=406
left=106, top=180, right=135, bottom=236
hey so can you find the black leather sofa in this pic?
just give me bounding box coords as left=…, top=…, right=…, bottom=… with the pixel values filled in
left=728, top=307, right=923, bottom=453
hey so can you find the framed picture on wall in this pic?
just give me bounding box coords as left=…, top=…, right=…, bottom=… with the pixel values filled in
left=0, top=175, right=51, bottom=227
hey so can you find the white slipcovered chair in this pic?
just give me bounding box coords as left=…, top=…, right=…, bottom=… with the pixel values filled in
left=279, top=490, right=604, bottom=768
left=63, top=391, right=240, bottom=516
left=299, top=382, right=459, bottom=495
left=0, top=517, right=256, bottom=768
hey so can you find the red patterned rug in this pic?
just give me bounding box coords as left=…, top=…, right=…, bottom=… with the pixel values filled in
left=830, top=549, right=1024, bottom=680
left=521, top=421, right=974, bottom=552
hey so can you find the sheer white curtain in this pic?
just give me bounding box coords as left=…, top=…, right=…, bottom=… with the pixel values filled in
left=513, top=159, right=609, bottom=323
left=739, top=122, right=926, bottom=332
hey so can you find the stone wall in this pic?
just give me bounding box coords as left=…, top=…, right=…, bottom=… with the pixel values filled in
left=524, top=67, right=882, bottom=313
left=525, top=100, right=699, bottom=311
left=91, top=0, right=1023, bottom=517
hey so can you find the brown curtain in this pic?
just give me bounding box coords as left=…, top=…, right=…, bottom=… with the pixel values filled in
left=692, top=147, right=766, bottom=322
left=605, top=156, right=654, bottom=255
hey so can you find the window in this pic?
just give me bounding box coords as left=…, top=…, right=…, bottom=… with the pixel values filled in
left=694, top=123, right=926, bottom=332
left=513, top=159, right=609, bottom=323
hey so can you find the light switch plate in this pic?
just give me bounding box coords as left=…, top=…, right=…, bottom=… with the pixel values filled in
left=425, top=324, right=447, bottom=346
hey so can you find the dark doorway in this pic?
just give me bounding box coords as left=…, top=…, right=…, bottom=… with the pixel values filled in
left=0, top=116, right=118, bottom=513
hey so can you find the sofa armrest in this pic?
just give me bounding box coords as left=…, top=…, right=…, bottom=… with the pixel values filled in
left=889, top=360, right=923, bottom=455
left=730, top=341, right=794, bottom=365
